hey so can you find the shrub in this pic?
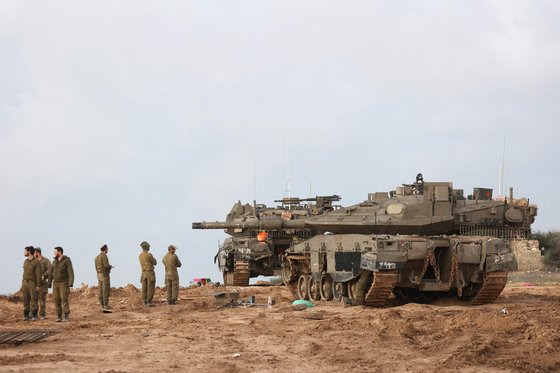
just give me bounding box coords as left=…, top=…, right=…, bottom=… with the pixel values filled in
left=531, top=230, right=560, bottom=268
left=269, top=276, right=284, bottom=285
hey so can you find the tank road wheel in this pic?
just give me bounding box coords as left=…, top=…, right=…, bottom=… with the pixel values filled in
left=297, top=275, right=310, bottom=300
left=347, top=280, right=357, bottom=300
left=332, top=281, right=347, bottom=302
left=309, top=277, right=321, bottom=301
left=320, top=275, right=334, bottom=301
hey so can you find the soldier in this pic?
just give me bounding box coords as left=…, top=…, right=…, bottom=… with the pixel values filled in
left=34, top=247, right=52, bottom=320
left=21, top=246, right=41, bottom=321
left=50, top=246, right=74, bottom=322
left=138, top=241, right=157, bottom=306
left=346, top=269, right=372, bottom=306
left=95, top=244, right=113, bottom=311
left=162, top=245, right=182, bottom=305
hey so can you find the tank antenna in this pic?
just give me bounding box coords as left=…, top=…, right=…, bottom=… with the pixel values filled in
left=253, top=159, right=257, bottom=212
left=285, top=141, right=291, bottom=207
left=253, top=159, right=257, bottom=202
left=498, top=136, right=506, bottom=198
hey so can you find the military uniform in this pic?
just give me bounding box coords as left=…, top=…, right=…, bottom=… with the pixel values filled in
left=21, top=257, right=42, bottom=321
left=95, top=252, right=112, bottom=308
left=50, top=256, right=74, bottom=321
left=162, top=251, right=182, bottom=304
left=37, top=257, right=52, bottom=319
left=353, top=269, right=373, bottom=305
left=139, top=243, right=157, bottom=305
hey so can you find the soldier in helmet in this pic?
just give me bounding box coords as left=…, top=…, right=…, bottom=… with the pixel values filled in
left=95, top=244, right=114, bottom=311
left=162, top=245, right=182, bottom=305
left=139, top=241, right=157, bottom=306
left=34, top=247, right=52, bottom=319
left=21, top=246, right=41, bottom=321
left=50, top=246, right=74, bottom=322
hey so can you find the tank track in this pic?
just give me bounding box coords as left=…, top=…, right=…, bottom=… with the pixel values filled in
left=224, top=259, right=250, bottom=286
left=472, top=271, right=508, bottom=305
left=364, top=270, right=398, bottom=307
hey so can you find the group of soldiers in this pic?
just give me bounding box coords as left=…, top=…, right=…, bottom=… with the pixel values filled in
left=21, top=246, right=74, bottom=322
left=138, top=241, right=182, bottom=307
left=21, top=241, right=182, bottom=322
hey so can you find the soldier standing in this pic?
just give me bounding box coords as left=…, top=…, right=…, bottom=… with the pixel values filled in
left=162, top=245, right=182, bottom=305
left=21, top=246, right=41, bottom=321
left=139, top=241, right=157, bottom=306
left=95, top=244, right=113, bottom=311
left=50, top=247, right=74, bottom=322
left=34, top=247, right=52, bottom=320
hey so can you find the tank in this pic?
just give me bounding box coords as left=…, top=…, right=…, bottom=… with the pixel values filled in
left=193, top=174, right=536, bottom=303
left=193, top=195, right=340, bottom=285
left=281, top=233, right=513, bottom=306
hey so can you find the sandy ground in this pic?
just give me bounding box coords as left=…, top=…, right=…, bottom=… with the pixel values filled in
left=1, top=272, right=560, bottom=373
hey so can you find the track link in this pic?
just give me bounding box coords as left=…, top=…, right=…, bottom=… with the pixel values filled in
left=364, top=270, right=398, bottom=307
left=472, top=271, right=508, bottom=305
left=230, top=259, right=250, bottom=286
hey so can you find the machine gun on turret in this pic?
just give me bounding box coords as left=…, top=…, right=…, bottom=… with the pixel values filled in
left=274, top=195, right=341, bottom=210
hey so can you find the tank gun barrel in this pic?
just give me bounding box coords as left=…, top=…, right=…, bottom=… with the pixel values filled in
left=192, top=218, right=306, bottom=230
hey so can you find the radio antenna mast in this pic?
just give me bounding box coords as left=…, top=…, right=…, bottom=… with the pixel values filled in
left=253, top=160, right=257, bottom=202
left=498, top=136, right=506, bottom=198
left=284, top=141, right=291, bottom=208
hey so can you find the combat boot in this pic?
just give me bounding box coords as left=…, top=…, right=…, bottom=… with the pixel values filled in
left=56, top=313, right=62, bottom=322
left=167, top=299, right=172, bottom=305
left=23, top=310, right=30, bottom=321
left=103, top=303, right=113, bottom=311
left=171, top=300, right=177, bottom=305
left=31, top=310, right=38, bottom=321
left=63, top=313, right=70, bottom=322
left=40, top=312, right=46, bottom=320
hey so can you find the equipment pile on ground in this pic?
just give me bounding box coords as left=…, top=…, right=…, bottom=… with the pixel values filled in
left=212, top=291, right=274, bottom=308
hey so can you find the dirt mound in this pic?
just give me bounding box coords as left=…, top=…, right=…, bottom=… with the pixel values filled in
left=1, top=273, right=560, bottom=372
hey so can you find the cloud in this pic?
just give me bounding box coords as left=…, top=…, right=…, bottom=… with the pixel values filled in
left=1, top=1, right=559, bottom=293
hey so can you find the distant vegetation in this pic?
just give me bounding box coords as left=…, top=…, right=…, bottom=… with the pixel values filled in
left=269, top=276, right=284, bottom=285
left=532, top=230, right=560, bottom=268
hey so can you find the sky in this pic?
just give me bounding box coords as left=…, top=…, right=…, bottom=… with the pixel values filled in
left=1, top=1, right=559, bottom=294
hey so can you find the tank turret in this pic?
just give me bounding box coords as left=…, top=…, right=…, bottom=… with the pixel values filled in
left=194, top=181, right=536, bottom=239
